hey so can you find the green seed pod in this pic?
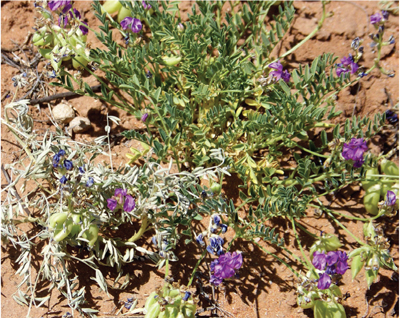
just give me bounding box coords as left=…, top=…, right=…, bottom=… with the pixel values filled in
left=69, top=214, right=82, bottom=237
left=210, top=182, right=222, bottom=195
left=181, top=304, right=196, bottom=318
left=314, top=300, right=346, bottom=318
left=361, top=167, right=379, bottom=191
left=381, top=159, right=399, bottom=176
left=101, top=0, right=122, bottom=14
left=351, top=255, right=364, bottom=280
left=49, top=212, right=68, bottom=229
left=38, top=48, right=52, bottom=59
left=33, top=31, right=53, bottom=47
left=161, top=56, right=182, bottom=66
left=53, top=218, right=73, bottom=242
left=82, top=224, right=99, bottom=246
left=72, top=46, right=90, bottom=70
left=365, top=269, right=378, bottom=289
left=166, top=305, right=178, bottom=317
left=298, top=290, right=319, bottom=309
left=363, top=221, right=376, bottom=238
left=145, top=292, right=158, bottom=312
left=117, top=5, right=131, bottom=23
left=381, top=178, right=395, bottom=197
left=364, top=189, right=381, bottom=215
left=144, top=302, right=161, bottom=318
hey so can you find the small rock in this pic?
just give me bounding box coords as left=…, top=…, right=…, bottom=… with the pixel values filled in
left=52, top=102, right=75, bottom=124
left=69, top=116, right=91, bottom=133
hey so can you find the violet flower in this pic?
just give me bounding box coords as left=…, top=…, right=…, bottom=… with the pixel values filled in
left=107, top=198, right=118, bottom=211
left=210, top=251, right=243, bottom=286
left=268, top=61, right=290, bottom=83
left=326, top=251, right=339, bottom=266
left=79, top=166, right=85, bottom=174
left=80, top=21, right=89, bottom=35
left=120, top=17, right=142, bottom=33
left=336, top=251, right=349, bottom=275
left=60, top=175, right=68, bottom=184
left=142, top=1, right=151, bottom=10
left=141, top=113, right=148, bottom=123
left=317, top=272, right=332, bottom=290
left=63, top=159, right=73, bottom=170
left=312, top=251, right=327, bottom=270
left=370, top=13, right=382, bottom=25
left=53, top=154, right=61, bottom=168
left=123, top=195, right=135, bottom=212
left=86, top=177, right=94, bottom=187
left=48, top=0, right=71, bottom=11
left=213, top=214, right=221, bottom=225
left=382, top=11, right=389, bottom=20
left=342, top=138, right=368, bottom=167
left=207, top=236, right=224, bottom=255
left=386, top=190, right=397, bottom=206
left=336, top=55, right=359, bottom=76
left=58, top=149, right=66, bottom=156
left=196, top=233, right=205, bottom=246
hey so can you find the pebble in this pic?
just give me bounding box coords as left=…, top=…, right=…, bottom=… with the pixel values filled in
left=69, top=116, right=91, bottom=133
left=52, top=102, right=75, bottom=124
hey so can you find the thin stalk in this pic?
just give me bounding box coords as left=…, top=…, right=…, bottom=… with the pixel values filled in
left=276, top=1, right=327, bottom=61
left=295, top=143, right=330, bottom=158
left=291, top=217, right=313, bottom=268
left=127, top=215, right=149, bottom=242
left=187, top=249, right=207, bottom=287
left=294, top=221, right=318, bottom=238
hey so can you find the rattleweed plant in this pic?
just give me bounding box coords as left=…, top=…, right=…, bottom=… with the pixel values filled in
left=2, top=0, right=399, bottom=317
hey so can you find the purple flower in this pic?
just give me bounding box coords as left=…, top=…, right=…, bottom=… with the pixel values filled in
left=142, top=1, right=151, bottom=10
left=386, top=190, right=397, bottom=206
left=123, top=195, right=135, bottom=212
left=350, top=61, right=358, bottom=74
left=58, top=149, right=66, bottom=157
left=60, top=175, right=68, bottom=184
left=268, top=61, right=290, bottom=83
left=317, top=272, right=332, bottom=290
left=86, top=177, right=94, bottom=187
left=336, top=251, right=349, bottom=275
left=220, top=223, right=228, bottom=234
left=48, top=0, right=71, bottom=11
left=210, top=251, right=243, bottom=286
left=141, top=113, right=148, bottom=122
left=58, top=3, right=73, bottom=27
left=312, top=251, right=327, bottom=270
left=382, top=11, right=389, bottom=20
left=177, top=23, right=184, bottom=31
left=342, top=138, right=368, bottom=167
left=370, top=13, right=382, bottom=25
left=336, top=65, right=350, bottom=77
left=213, top=214, right=221, bottom=225
left=121, top=17, right=134, bottom=30
left=107, top=198, right=118, bottom=211
left=207, top=236, right=224, bottom=255
left=120, top=17, right=142, bottom=33
left=325, top=264, right=336, bottom=275
left=326, top=251, right=339, bottom=266
left=80, top=21, right=89, bottom=35
left=114, top=188, right=127, bottom=203
left=53, top=154, right=61, bottom=168
left=183, top=291, right=191, bottom=301
left=63, top=159, right=73, bottom=170
left=79, top=166, right=85, bottom=174
left=341, top=54, right=353, bottom=66
left=385, top=110, right=398, bottom=124
left=196, top=233, right=205, bottom=246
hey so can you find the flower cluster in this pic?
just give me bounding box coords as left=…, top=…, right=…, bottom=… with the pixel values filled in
left=107, top=188, right=135, bottom=212
left=206, top=236, right=224, bottom=255
left=267, top=60, right=290, bottom=83
left=211, top=214, right=228, bottom=234
left=210, top=251, right=243, bottom=285
left=341, top=138, right=368, bottom=168
left=370, top=11, right=389, bottom=25
left=120, top=17, right=142, bottom=33
left=336, top=54, right=359, bottom=77
left=312, top=251, right=349, bottom=290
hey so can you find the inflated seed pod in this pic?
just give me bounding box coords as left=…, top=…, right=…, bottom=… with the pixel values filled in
left=49, top=212, right=68, bottom=229
left=145, top=292, right=158, bottom=312
left=144, top=302, right=161, bottom=318
left=361, top=167, right=379, bottom=191
left=161, top=56, right=182, bottom=66
left=32, top=31, right=53, bottom=47
left=38, top=48, right=52, bottom=59
left=117, top=5, right=131, bottom=22
left=53, top=218, right=74, bottom=241
left=364, top=183, right=382, bottom=215
left=381, top=178, right=396, bottom=197
left=101, top=0, right=122, bottom=14
left=69, top=214, right=82, bottom=237
left=380, top=159, right=399, bottom=176
left=72, top=46, right=90, bottom=70
left=82, top=224, right=99, bottom=246
left=351, top=255, right=364, bottom=280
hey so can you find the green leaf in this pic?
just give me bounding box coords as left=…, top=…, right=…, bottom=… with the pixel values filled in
left=279, top=79, right=291, bottom=96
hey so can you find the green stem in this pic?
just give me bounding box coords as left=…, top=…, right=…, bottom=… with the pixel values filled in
left=251, top=239, right=300, bottom=278
left=294, top=221, right=318, bottom=238
left=291, top=217, right=313, bottom=268
left=295, top=143, right=330, bottom=159
left=127, top=215, right=149, bottom=242
left=329, top=209, right=383, bottom=222
left=276, top=1, right=327, bottom=61
left=187, top=249, right=207, bottom=287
